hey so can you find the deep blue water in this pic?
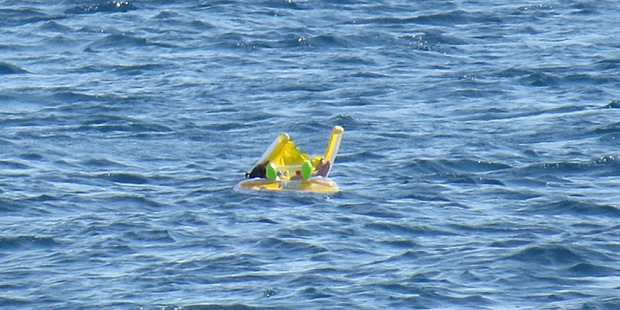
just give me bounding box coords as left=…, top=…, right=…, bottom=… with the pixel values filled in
left=1, top=0, right=620, bottom=309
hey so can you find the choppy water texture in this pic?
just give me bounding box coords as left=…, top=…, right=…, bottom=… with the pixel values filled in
left=1, top=0, right=620, bottom=309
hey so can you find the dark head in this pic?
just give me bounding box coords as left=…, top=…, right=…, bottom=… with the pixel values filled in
left=245, top=161, right=268, bottom=178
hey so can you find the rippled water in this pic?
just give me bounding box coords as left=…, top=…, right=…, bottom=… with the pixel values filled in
left=1, top=1, right=620, bottom=309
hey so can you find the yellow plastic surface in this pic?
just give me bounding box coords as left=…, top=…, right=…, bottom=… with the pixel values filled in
left=324, top=126, right=344, bottom=164
left=234, top=177, right=339, bottom=194
left=257, top=133, right=309, bottom=168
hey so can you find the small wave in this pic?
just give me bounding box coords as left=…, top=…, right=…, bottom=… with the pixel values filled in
left=81, top=158, right=129, bottom=168
left=95, top=194, right=167, bottom=212
left=187, top=19, right=216, bottom=30
left=581, top=71, right=620, bottom=84
left=0, top=235, right=61, bottom=250
left=521, top=198, right=620, bottom=217
left=39, top=21, right=74, bottom=32
left=242, top=32, right=353, bottom=50
left=0, top=62, right=29, bottom=74
left=378, top=238, right=420, bottom=250
left=65, top=1, right=137, bottom=14
left=518, top=155, right=620, bottom=179
left=578, top=299, right=620, bottom=310
left=595, top=58, right=620, bottom=71
left=603, top=99, right=620, bottom=109
left=123, top=228, right=175, bottom=243
left=152, top=10, right=181, bottom=19
left=333, top=55, right=377, bottom=66
left=357, top=10, right=472, bottom=26
left=0, top=7, right=53, bottom=27
left=0, top=159, right=31, bottom=170
left=98, top=172, right=149, bottom=184
left=296, top=286, right=332, bottom=300
left=410, top=158, right=512, bottom=174
left=256, top=217, right=278, bottom=224
left=569, top=2, right=600, bottom=15
left=449, top=88, right=507, bottom=99
left=255, top=237, right=327, bottom=256
left=176, top=304, right=262, bottom=310
left=437, top=174, right=505, bottom=185
left=111, top=63, right=167, bottom=76
left=378, top=249, right=422, bottom=264
left=517, top=4, right=555, bottom=12
left=42, top=34, right=78, bottom=48
left=84, top=33, right=148, bottom=52
left=364, top=221, right=450, bottom=237
left=489, top=238, right=532, bottom=249
left=328, top=114, right=367, bottom=130
left=500, top=66, right=615, bottom=88
left=506, top=244, right=585, bottom=266
left=78, top=115, right=174, bottom=135
left=353, top=30, right=468, bottom=54
left=25, top=194, right=60, bottom=202
left=51, top=91, right=102, bottom=103
left=236, top=34, right=306, bottom=50
left=0, top=198, right=26, bottom=212
left=348, top=71, right=388, bottom=79
left=337, top=151, right=385, bottom=163
left=0, top=43, right=29, bottom=52
left=566, top=262, right=618, bottom=277
left=414, top=10, right=474, bottom=25
left=518, top=71, right=561, bottom=87
left=262, top=0, right=307, bottom=10
left=0, top=297, right=32, bottom=308
left=401, top=192, right=451, bottom=202
left=303, top=34, right=352, bottom=48
left=496, top=67, right=532, bottom=78
left=402, top=30, right=469, bottom=47
left=591, top=122, right=620, bottom=137
left=497, top=67, right=562, bottom=87
left=19, top=152, right=44, bottom=161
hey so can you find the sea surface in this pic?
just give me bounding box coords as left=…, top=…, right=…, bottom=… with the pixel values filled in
left=1, top=0, right=620, bottom=309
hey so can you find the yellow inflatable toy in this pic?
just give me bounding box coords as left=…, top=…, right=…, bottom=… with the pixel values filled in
left=234, top=126, right=344, bottom=193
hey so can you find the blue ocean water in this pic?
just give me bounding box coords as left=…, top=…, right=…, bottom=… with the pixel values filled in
left=1, top=0, right=620, bottom=309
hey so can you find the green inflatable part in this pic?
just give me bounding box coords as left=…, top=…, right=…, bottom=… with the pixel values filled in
left=266, top=162, right=278, bottom=181
left=301, top=160, right=312, bottom=180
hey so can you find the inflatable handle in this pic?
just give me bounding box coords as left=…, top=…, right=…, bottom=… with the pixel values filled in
left=301, top=160, right=312, bottom=180
left=266, top=162, right=278, bottom=181
left=254, top=133, right=290, bottom=167
left=323, top=126, right=344, bottom=173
